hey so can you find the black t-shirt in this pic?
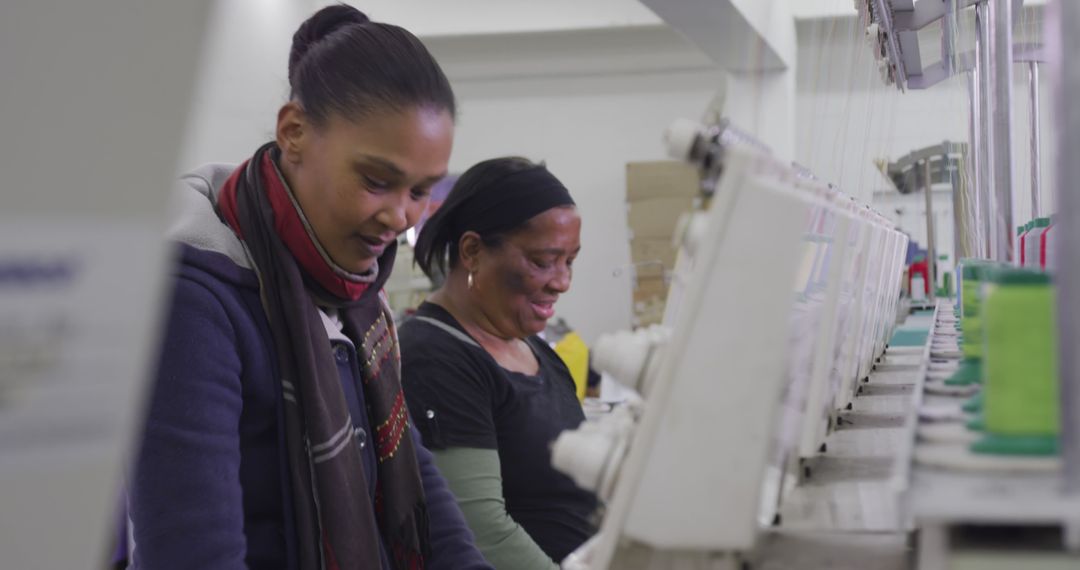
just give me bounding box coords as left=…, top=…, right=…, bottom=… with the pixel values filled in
left=399, top=302, right=598, bottom=562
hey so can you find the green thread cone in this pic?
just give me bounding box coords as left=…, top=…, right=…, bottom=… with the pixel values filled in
left=962, top=392, right=984, bottom=414
left=945, top=358, right=983, bottom=386
left=982, top=268, right=1059, bottom=440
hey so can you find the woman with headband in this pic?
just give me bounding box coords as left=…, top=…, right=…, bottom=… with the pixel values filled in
left=401, top=157, right=598, bottom=569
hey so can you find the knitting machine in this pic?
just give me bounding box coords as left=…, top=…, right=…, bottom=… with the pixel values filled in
left=553, top=117, right=908, bottom=569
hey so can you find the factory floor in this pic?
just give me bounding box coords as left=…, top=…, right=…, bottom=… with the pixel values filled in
left=756, top=531, right=910, bottom=570
left=758, top=326, right=930, bottom=568
left=758, top=305, right=1077, bottom=569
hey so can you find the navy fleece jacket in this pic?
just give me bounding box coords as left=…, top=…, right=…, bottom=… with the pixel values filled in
left=126, top=164, right=492, bottom=570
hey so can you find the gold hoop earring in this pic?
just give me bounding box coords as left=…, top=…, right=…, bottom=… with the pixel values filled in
left=467, top=272, right=475, bottom=290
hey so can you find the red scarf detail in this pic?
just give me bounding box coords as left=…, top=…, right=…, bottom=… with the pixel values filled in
left=218, top=153, right=371, bottom=301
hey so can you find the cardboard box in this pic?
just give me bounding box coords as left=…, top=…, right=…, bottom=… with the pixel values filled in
left=630, top=237, right=678, bottom=268
left=632, top=277, right=668, bottom=328
left=632, top=275, right=668, bottom=304
left=633, top=298, right=666, bottom=327
left=629, top=251, right=673, bottom=280
left=632, top=262, right=666, bottom=280
left=625, top=161, right=698, bottom=328
left=626, top=161, right=700, bottom=202
left=626, top=197, right=695, bottom=240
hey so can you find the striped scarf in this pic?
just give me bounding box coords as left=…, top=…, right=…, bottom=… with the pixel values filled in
left=218, top=142, right=428, bottom=570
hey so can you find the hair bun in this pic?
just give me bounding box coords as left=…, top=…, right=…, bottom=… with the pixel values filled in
left=289, top=4, right=370, bottom=81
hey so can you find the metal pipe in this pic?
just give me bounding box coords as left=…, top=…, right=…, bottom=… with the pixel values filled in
left=924, top=159, right=937, bottom=303
left=1051, top=0, right=1080, bottom=496
left=1030, top=61, right=1043, bottom=218
left=952, top=153, right=964, bottom=263
left=943, top=0, right=958, bottom=77
left=967, top=71, right=984, bottom=258
left=989, top=0, right=1016, bottom=262
left=976, top=3, right=997, bottom=259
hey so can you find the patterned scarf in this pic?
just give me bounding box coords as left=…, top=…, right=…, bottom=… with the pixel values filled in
left=217, top=142, right=428, bottom=570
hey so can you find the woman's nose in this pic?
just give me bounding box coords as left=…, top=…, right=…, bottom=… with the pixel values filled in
left=549, top=264, right=572, bottom=293
left=376, top=192, right=409, bottom=233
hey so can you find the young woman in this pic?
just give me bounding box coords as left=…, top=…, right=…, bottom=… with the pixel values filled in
left=127, top=6, right=492, bottom=569
left=400, top=157, right=598, bottom=569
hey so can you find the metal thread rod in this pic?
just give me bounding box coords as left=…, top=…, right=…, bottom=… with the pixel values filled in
left=943, top=0, right=958, bottom=77
left=924, top=158, right=937, bottom=303
left=950, top=146, right=972, bottom=266
left=1052, top=0, right=1080, bottom=496
left=967, top=71, right=984, bottom=258
left=976, top=3, right=997, bottom=259
left=1030, top=61, right=1043, bottom=218
left=952, top=150, right=965, bottom=262
left=989, top=0, right=1016, bottom=262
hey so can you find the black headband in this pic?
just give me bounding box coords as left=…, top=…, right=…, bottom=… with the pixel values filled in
left=456, top=165, right=575, bottom=235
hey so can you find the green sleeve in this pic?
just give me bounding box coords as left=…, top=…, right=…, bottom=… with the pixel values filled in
left=432, top=447, right=560, bottom=570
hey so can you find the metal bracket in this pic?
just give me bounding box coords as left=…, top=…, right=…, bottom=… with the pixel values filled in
left=906, top=42, right=1044, bottom=89
left=862, top=0, right=1033, bottom=91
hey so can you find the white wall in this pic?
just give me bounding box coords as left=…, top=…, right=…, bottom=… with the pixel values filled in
left=178, top=0, right=307, bottom=170
left=332, top=0, right=871, bottom=37
left=336, top=0, right=662, bottom=37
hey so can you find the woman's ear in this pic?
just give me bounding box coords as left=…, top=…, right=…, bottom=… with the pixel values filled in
left=276, top=101, right=309, bottom=166
left=457, top=231, right=484, bottom=273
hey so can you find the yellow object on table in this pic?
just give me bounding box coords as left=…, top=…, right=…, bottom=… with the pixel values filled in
left=554, top=331, right=589, bottom=402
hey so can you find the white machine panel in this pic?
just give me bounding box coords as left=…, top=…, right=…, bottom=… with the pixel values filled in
left=566, top=130, right=908, bottom=569
left=620, top=151, right=811, bottom=549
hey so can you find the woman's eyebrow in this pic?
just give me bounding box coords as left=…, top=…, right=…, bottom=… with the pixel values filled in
left=355, top=154, right=447, bottom=184
left=529, top=246, right=581, bottom=256
left=355, top=154, right=404, bottom=176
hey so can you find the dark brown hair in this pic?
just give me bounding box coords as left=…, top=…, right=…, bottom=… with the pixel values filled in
left=288, top=4, right=456, bottom=124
